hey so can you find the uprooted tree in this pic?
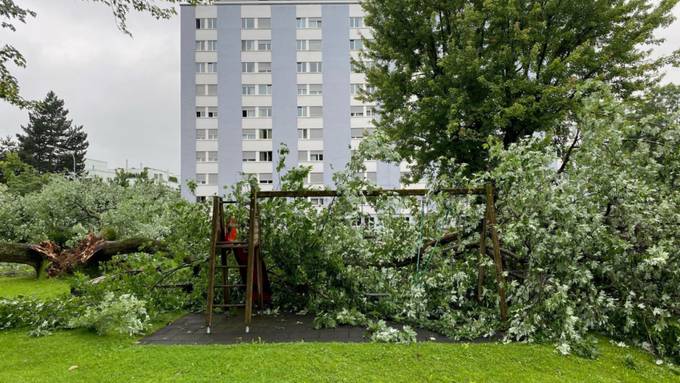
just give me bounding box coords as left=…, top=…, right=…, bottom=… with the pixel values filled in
left=0, top=234, right=167, bottom=277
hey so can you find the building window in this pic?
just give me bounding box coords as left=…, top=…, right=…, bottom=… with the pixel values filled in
left=366, top=106, right=376, bottom=117
left=241, top=40, right=255, bottom=51
left=310, top=151, right=324, bottom=162
left=350, top=17, right=364, bottom=28
left=296, top=40, right=321, bottom=51
left=298, top=84, right=322, bottom=95
left=258, top=84, right=272, bottom=95
left=196, top=173, right=207, bottom=184
left=244, top=84, right=271, bottom=95
left=242, top=17, right=255, bottom=29
left=308, top=40, right=322, bottom=51
left=208, top=174, right=218, bottom=185
left=196, top=151, right=206, bottom=162
left=351, top=106, right=365, bottom=117
left=207, top=107, right=217, bottom=118
left=296, top=17, right=306, bottom=29
left=309, top=197, right=325, bottom=206
left=309, top=172, right=324, bottom=184
left=350, top=83, right=364, bottom=95
left=309, top=84, right=322, bottom=95
left=308, top=17, right=322, bottom=28
left=196, top=129, right=206, bottom=140
left=298, top=128, right=322, bottom=140
left=257, top=107, right=272, bottom=117
left=258, top=62, right=272, bottom=73
left=242, top=107, right=256, bottom=118
left=207, top=129, right=218, bottom=140
left=350, top=39, right=363, bottom=51
left=196, top=62, right=217, bottom=73
left=196, top=107, right=216, bottom=118
left=242, top=129, right=256, bottom=140
left=242, top=62, right=255, bottom=73
left=258, top=129, right=272, bottom=139
left=195, top=40, right=216, bottom=52
left=257, top=40, right=271, bottom=51
left=310, top=129, right=323, bottom=139
left=297, top=106, right=322, bottom=117
left=297, top=62, right=322, bottom=73
left=296, top=17, right=321, bottom=29
left=206, top=84, right=217, bottom=96
left=242, top=151, right=256, bottom=162
left=207, top=151, right=218, bottom=162
left=309, top=62, right=322, bottom=73
left=257, top=18, right=271, bottom=29
left=258, top=173, right=273, bottom=184
left=298, top=150, right=308, bottom=161
left=351, top=128, right=367, bottom=139
left=259, top=151, right=273, bottom=162
left=196, top=18, right=216, bottom=30
left=242, top=84, right=256, bottom=95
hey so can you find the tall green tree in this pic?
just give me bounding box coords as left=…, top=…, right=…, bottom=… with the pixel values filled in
left=359, top=0, right=680, bottom=177
left=17, top=91, right=88, bottom=174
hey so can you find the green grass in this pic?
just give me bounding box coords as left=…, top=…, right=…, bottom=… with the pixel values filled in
left=1, top=330, right=677, bottom=382
left=0, top=275, right=70, bottom=299
left=1, top=276, right=678, bottom=382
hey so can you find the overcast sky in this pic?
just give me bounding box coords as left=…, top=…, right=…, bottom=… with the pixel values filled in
left=0, top=1, right=678, bottom=174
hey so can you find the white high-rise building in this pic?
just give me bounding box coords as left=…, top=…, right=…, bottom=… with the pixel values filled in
left=181, top=0, right=410, bottom=201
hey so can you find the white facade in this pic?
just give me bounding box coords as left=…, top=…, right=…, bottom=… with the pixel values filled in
left=181, top=1, right=419, bottom=201
left=84, top=158, right=179, bottom=188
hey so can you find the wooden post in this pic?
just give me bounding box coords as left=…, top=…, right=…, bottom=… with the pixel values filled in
left=217, top=201, right=228, bottom=308
left=485, top=183, right=509, bottom=323
left=255, top=200, right=264, bottom=310
left=244, top=189, right=257, bottom=331
left=476, top=217, right=487, bottom=302
left=205, top=196, right=221, bottom=334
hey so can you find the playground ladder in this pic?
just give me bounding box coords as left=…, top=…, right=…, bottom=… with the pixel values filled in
left=205, top=192, right=264, bottom=334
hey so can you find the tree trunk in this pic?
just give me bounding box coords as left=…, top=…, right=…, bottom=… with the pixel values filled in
left=0, top=237, right=168, bottom=278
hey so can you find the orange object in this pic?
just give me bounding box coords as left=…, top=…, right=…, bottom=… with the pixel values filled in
left=226, top=216, right=238, bottom=241
left=224, top=216, right=272, bottom=305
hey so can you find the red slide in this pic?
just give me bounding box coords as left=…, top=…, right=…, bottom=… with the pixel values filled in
left=226, top=218, right=272, bottom=306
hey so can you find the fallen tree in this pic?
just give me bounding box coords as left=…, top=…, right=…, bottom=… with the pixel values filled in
left=0, top=233, right=167, bottom=277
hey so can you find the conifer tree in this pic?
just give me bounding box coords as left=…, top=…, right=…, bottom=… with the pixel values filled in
left=16, top=91, right=88, bottom=174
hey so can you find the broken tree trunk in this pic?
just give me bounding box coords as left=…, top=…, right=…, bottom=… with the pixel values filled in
left=0, top=234, right=168, bottom=277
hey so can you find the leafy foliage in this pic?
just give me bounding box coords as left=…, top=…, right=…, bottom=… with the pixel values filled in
left=68, top=292, right=149, bottom=336
left=0, top=84, right=678, bottom=362
left=358, top=0, right=680, bottom=177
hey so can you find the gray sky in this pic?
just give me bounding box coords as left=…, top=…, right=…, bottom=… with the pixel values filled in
left=0, top=1, right=679, bottom=174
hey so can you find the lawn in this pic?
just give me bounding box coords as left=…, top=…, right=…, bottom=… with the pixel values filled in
left=1, top=276, right=678, bottom=383
left=0, top=275, right=71, bottom=299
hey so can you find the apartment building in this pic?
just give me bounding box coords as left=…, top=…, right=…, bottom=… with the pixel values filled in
left=181, top=0, right=407, bottom=201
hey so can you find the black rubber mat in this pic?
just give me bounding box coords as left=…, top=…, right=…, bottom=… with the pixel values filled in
left=139, top=312, right=456, bottom=345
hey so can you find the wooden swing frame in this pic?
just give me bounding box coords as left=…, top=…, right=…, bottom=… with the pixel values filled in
left=206, top=183, right=508, bottom=333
